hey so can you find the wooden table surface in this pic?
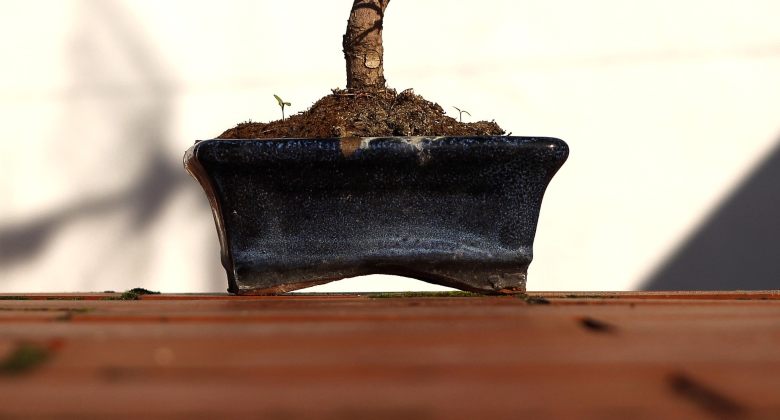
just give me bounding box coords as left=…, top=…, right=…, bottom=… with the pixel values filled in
left=0, top=291, right=778, bottom=419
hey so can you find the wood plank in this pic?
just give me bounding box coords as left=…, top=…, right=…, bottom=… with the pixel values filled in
left=0, top=292, right=778, bottom=418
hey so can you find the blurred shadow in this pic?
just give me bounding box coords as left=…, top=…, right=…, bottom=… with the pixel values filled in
left=0, top=0, right=187, bottom=270
left=0, top=154, right=187, bottom=267
left=642, top=136, right=780, bottom=290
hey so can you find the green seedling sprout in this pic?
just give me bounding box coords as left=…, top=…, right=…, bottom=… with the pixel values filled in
left=453, top=106, right=471, bottom=123
left=274, top=94, right=292, bottom=120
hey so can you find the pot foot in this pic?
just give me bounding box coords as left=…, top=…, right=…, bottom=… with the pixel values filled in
left=230, top=266, right=527, bottom=296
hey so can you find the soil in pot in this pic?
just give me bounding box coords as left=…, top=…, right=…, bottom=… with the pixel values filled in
left=216, top=88, right=505, bottom=140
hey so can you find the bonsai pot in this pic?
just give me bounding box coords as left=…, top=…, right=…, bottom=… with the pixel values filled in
left=184, top=136, right=568, bottom=295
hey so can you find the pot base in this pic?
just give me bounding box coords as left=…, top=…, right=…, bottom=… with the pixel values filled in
left=230, top=265, right=528, bottom=295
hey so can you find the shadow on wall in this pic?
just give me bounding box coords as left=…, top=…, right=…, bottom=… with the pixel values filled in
left=0, top=154, right=186, bottom=268
left=642, top=135, right=780, bottom=291
left=0, top=1, right=196, bottom=285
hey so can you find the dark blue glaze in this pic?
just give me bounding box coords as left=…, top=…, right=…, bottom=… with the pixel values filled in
left=185, top=136, right=568, bottom=294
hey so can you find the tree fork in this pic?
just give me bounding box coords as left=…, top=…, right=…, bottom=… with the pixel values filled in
left=343, top=0, right=389, bottom=91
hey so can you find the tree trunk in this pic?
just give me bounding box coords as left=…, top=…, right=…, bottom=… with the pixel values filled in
left=343, top=0, right=389, bottom=91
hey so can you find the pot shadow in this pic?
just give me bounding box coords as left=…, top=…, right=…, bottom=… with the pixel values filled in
left=642, top=135, right=780, bottom=290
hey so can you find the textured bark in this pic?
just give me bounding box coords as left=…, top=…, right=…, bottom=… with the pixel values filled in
left=343, top=0, right=389, bottom=91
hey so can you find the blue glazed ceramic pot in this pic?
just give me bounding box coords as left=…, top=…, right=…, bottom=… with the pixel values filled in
left=185, top=136, right=568, bottom=294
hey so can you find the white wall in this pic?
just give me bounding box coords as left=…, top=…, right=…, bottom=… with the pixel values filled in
left=1, top=0, right=779, bottom=292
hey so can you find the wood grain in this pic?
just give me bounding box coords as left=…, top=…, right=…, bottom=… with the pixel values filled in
left=0, top=291, right=778, bottom=419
